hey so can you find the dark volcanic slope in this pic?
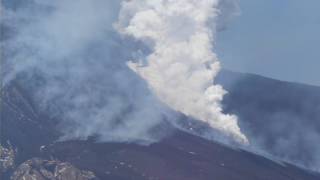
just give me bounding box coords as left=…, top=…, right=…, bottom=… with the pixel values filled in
left=217, top=70, right=320, bottom=169
left=42, top=131, right=319, bottom=180
left=1, top=71, right=320, bottom=179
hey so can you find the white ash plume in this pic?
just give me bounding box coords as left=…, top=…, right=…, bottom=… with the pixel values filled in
left=116, top=0, right=248, bottom=144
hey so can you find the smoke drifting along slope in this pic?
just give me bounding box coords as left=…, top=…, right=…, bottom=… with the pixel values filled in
left=116, top=0, right=247, bottom=144
left=2, top=0, right=171, bottom=143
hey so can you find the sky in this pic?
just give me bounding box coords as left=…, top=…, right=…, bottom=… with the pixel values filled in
left=216, top=0, right=320, bottom=86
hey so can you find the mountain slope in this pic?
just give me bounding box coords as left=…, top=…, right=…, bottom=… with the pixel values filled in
left=217, top=70, right=320, bottom=170
left=1, top=71, right=320, bottom=179
left=40, top=130, right=319, bottom=180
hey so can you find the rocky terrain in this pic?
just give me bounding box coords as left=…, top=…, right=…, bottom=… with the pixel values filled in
left=11, top=158, right=98, bottom=180
left=0, top=144, right=16, bottom=176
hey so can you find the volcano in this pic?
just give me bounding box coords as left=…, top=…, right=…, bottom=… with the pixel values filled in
left=1, top=70, right=320, bottom=180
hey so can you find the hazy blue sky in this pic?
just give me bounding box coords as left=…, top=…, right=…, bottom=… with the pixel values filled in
left=217, top=0, right=320, bottom=86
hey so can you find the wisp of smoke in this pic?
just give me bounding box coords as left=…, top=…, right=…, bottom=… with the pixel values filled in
left=116, top=0, right=248, bottom=144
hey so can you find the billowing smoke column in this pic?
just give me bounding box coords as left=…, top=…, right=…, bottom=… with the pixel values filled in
left=116, top=0, right=248, bottom=144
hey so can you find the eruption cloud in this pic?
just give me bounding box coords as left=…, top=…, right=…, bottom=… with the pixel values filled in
left=1, top=0, right=246, bottom=144
left=116, top=0, right=248, bottom=144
